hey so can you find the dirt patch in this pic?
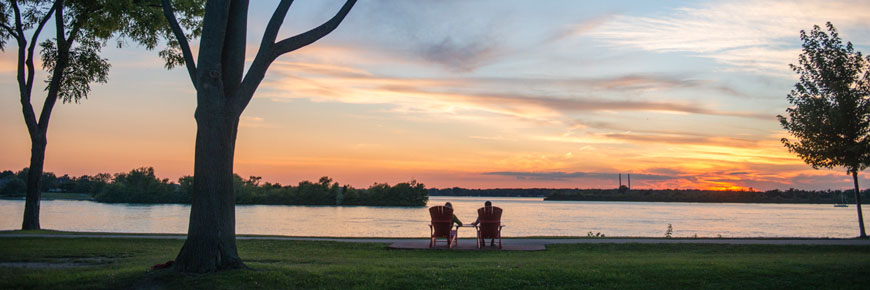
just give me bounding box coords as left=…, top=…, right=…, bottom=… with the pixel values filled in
left=130, top=274, right=168, bottom=290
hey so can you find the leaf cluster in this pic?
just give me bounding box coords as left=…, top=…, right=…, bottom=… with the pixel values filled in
left=40, top=36, right=109, bottom=103
left=0, top=0, right=50, bottom=49
left=1, top=0, right=204, bottom=103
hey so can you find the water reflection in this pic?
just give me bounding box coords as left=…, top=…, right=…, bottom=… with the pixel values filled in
left=0, top=196, right=861, bottom=238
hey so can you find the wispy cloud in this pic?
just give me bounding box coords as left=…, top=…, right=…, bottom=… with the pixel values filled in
left=471, top=74, right=745, bottom=96
left=548, top=14, right=613, bottom=43
left=239, top=116, right=277, bottom=128
left=345, top=0, right=511, bottom=72
left=604, top=132, right=760, bottom=148
left=415, top=35, right=503, bottom=72
left=263, top=58, right=769, bottom=122
left=588, top=0, right=870, bottom=75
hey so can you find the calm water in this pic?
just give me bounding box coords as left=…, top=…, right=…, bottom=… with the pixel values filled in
left=0, top=196, right=863, bottom=238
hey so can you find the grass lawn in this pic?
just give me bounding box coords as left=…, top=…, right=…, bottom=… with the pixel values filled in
left=1, top=235, right=868, bottom=289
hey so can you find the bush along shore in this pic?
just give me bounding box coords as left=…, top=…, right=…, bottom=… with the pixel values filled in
left=0, top=167, right=428, bottom=207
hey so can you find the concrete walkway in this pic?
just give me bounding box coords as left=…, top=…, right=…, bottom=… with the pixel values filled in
left=3, top=233, right=869, bottom=250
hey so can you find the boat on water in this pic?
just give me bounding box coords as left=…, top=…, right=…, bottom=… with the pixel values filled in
left=834, top=191, right=848, bottom=207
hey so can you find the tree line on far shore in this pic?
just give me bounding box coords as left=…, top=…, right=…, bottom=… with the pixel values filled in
left=544, top=188, right=870, bottom=204
left=3, top=168, right=866, bottom=205
left=430, top=187, right=870, bottom=204
left=0, top=167, right=428, bottom=207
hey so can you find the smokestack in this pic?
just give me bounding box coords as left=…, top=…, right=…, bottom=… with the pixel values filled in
left=619, top=173, right=622, bottom=188
left=628, top=174, right=631, bottom=190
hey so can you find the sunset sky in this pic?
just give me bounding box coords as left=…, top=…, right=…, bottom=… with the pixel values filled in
left=2, top=0, right=869, bottom=191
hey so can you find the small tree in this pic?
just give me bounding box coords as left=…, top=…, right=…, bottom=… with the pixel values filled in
left=0, top=0, right=203, bottom=230
left=778, top=22, right=870, bottom=238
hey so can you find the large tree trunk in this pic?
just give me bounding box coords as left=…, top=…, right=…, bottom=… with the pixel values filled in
left=165, top=0, right=356, bottom=273
left=21, top=134, right=46, bottom=230
left=170, top=0, right=245, bottom=273
left=853, top=170, right=866, bottom=238
left=173, top=102, right=245, bottom=272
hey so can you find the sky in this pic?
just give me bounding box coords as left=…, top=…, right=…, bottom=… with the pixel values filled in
left=2, top=0, right=870, bottom=191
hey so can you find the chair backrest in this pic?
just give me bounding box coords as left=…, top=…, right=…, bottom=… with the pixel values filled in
left=429, top=206, right=454, bottom=238
left=477, top=206, right=502, bottom=239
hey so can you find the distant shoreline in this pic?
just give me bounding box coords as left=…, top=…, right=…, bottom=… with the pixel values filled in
left=431, top=187, right=870, bottom=204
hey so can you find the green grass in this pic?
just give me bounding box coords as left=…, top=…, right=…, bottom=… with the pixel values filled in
left=0, top=236, right=868, bottom=289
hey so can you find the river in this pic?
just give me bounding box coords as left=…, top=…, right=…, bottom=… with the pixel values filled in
left=0, top=196, right=862, bottom=238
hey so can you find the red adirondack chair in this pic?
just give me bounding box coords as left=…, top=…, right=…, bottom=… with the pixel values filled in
left=474, top=206, right=504, bottom=249
left=429, top=205, right=458, bottom=248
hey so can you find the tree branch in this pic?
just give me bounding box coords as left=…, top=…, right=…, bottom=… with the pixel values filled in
left=25, top=1, right=58, bottom=99
left=12, top=0, right=26, bottom=94
left=228, top=0, right=292, bottom=114
left=12, top=0, right=39, bottom=137
left=260, top=0, right=294, bottom=49
left=235, top=0, right=356, bottom=114
left=38, top=1, right=67, bottom=133
left=0, top=22, right=19, bottom=39
left=221, top=0, right=248, bottom=99
left=63, top=13, right=85, bottom=47
left=161, top=0, right=197, bottom=88
left=272, top=0, right=356, bottom=56
left=53, top=0, right=66, bottom=52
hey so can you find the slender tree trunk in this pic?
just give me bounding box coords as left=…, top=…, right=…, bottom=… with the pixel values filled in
left=173, top=102, right=245, bottom=272
left=20, top=1, right=67, bottom=231
left=853, top=170, right=866, bottom=238
left=21, top=134, right=46, bottom=230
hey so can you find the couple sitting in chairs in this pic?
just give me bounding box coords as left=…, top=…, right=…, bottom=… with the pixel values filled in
left=428, top=201, right=504, bottom=249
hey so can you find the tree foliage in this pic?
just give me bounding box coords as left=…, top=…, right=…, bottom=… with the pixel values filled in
left=94, top=167, right=187, bottom=203
left=40, top=36, right=109, bottom=103
left=1, top=0, right=203, bottom=103
left=778, top=22, right=870, bottom=173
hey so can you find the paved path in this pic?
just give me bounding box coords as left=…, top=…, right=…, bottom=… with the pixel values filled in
left=3, top=233, right=869, bottom=250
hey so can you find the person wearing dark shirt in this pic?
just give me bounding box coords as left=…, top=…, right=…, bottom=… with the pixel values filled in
left=471, top=200, right=492, bottom=226
left=471, top=200, right=496, bottom=246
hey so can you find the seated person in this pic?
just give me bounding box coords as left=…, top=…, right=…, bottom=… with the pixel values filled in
left=445, top=202, right=463, bottom=241
left=470, top=200, right=492, bottom=226
left=444, top=202, right=463, bottom=227
left=471, top=200, right=497, bottom=246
